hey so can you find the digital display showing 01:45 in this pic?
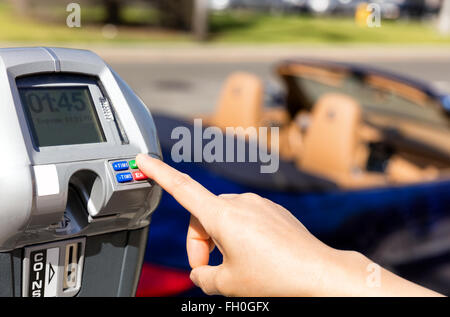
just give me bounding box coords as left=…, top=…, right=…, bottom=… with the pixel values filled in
left=24, top=90, right=87, bottom=113
left=19, top=86, right=106, bottom=147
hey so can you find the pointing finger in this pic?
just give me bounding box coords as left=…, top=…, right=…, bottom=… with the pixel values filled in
left=136, top=154, right=223, bottom=231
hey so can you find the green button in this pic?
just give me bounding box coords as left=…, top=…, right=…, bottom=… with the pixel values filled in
left=129, top=160, right=138, bottom=169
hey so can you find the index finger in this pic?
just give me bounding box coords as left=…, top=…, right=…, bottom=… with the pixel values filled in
left=136, top=154, right=221, bottom=228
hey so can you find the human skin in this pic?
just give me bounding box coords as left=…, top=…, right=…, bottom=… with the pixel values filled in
left=136, top=154, right=443, bottom=297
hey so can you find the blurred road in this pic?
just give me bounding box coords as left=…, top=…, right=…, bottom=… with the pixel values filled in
left=103, top=47, right=450, bottom=117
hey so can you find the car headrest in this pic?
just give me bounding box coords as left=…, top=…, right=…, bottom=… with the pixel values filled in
left=209, top=72, right=263, bottom=130
left=300, top=93, right=362, bottom=179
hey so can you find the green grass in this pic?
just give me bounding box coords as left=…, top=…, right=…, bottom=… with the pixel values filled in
left=209, top=11, right=450, bottom=44
left=0, top=2, right=189, bottom=44
left=0, top=2, right=449, bottom=45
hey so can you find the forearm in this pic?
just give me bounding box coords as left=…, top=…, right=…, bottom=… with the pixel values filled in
left=316, top=249, right=443, bottom=297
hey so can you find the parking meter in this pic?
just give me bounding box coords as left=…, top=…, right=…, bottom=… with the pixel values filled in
left=0, top=47, right=162, bottom=297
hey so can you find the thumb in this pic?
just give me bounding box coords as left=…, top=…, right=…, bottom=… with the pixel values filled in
left=190, top=265, right=224, bottom=296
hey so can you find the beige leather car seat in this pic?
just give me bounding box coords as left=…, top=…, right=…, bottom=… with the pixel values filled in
left=298, top=93, right=385, bottom=188
left=206, top=72, right=289, bottom=152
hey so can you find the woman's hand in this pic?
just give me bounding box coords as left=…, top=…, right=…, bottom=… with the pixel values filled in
left=137, top=154, right=442, bottom=297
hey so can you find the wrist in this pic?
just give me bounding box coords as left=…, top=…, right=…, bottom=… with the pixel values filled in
left=311, top=248, right=370, bottom=297
left=317, top=248, right=443, bottom=297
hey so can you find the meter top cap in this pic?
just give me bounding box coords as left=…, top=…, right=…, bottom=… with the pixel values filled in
left=0, top=47, right=162, bottom=252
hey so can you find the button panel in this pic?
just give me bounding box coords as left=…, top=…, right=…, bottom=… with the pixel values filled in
left=109, top=158, right=149, bottom=185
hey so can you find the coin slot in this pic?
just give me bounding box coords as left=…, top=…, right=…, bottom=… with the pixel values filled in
left=63, top=242, right=81, bottom=291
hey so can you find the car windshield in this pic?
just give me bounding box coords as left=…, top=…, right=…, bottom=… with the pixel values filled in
left=291, top=69, right=449, bottom=130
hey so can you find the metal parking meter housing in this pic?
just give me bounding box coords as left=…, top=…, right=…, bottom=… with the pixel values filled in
left=0, top=47, right=162, bottom=297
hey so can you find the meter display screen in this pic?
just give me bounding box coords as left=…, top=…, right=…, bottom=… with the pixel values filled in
left=19, top=86, right=106, bottom=147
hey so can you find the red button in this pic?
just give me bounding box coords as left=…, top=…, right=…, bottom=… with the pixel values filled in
left=132, top=171, right=148, bottom=181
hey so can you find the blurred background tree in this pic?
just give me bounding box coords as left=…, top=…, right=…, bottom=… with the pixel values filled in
left=8, top=0, right=210, bottom=40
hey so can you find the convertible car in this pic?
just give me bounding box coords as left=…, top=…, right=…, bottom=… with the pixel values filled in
left=137, top=59, right=450, bottom=296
